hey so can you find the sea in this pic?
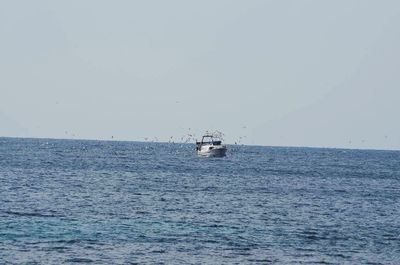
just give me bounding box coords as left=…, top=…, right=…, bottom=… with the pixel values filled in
left=0, top=137, right=399, bottom=264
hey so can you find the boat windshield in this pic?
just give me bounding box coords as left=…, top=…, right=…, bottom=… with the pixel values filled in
left=199, top=136, right=222, bottom=145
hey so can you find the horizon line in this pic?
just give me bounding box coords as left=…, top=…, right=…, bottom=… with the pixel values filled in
left=1, top=135, right=399, bottom=152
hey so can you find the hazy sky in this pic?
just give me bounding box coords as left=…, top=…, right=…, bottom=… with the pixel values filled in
left=1, top=0, right=400, bottom=149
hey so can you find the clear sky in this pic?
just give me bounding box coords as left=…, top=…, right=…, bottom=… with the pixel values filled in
left=1, top=0, right=399, bottom=149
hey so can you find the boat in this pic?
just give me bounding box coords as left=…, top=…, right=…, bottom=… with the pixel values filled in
left=196, top=135, right=227, bottom=157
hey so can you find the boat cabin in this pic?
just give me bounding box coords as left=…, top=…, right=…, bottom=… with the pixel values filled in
left=196, top=135, right=222, bottom=149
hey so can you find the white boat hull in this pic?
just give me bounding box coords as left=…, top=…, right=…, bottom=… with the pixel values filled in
left=197, top=144, right=227, bottom=157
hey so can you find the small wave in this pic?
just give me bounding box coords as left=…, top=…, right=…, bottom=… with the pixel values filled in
left=3, top=210, right=63, bottom=218
left=64, top=258, right=94, bottom=263
left=247, top=258, right=276, bottom=263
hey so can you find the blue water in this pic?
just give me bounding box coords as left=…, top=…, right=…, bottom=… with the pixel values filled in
left=1, top=137, right=399, bottom=264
